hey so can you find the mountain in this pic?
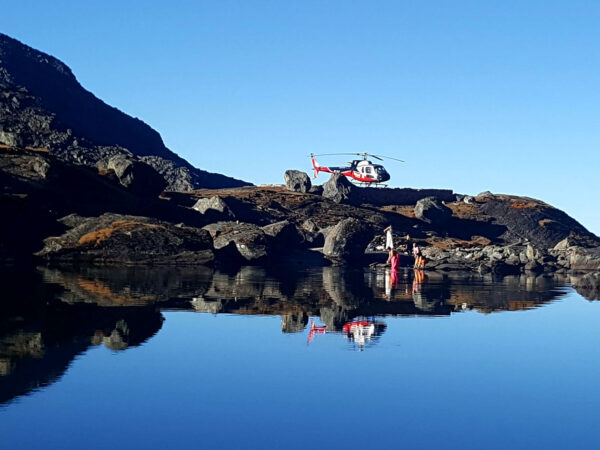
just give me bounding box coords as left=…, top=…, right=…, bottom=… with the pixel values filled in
left=0, top=32, right=250, bottom=190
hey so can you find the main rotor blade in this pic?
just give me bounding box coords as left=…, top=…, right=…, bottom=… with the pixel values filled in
left=310, top=153, right=362, bottom=157
left=372, top=154, right=405, bottom=162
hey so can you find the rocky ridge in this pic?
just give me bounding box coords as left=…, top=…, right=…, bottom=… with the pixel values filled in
left=0, top=32, right=250, bottom=191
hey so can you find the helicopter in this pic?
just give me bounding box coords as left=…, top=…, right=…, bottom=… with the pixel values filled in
left=310, top=152, right=404, bottom=185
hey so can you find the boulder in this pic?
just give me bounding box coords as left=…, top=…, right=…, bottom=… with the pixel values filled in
left=572, top=272, right=600, bottom=301
left=36, top=213, right=214, bottom=265
left=567, top=247, right=600, bottom=271
left=323, top=218, right=374, bottom=263
left=192, top=196, right=235, bottom=221
left=106, top=155, right=167, bottom=197
left=309, top=185, right=324, bottom=195
left=322, top=173, right=354, bottom=203
left=29, top=157, right=51, bottom=179
left=261, top=220, right=302, bottom=252
left=301, top=219, right=319, bottom=233
left=414, top=197, right=452, bottom=226
left=204, top=221, right=268, bottom=263
left=284, top=170, right=311, bottom=193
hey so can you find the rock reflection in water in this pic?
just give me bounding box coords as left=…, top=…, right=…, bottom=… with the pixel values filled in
left=0, top=267, right=165, bottom=406
left=0, top=264, right=572, bottom=406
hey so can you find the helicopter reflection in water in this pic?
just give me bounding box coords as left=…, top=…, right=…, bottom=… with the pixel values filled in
left=307, top=318, right=387, bottom=350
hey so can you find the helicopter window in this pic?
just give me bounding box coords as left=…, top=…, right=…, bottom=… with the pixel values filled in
left=366, top=167, right=372, bottom=174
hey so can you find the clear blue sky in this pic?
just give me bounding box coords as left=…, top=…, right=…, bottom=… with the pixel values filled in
left=2, top=1, right=599, bottom=234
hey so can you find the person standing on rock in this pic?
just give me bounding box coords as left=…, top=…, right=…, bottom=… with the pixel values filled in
left=387, top=248, right=400, bottom=272
left=384, top=225, right=394, bottom=250
left=412, top=243, right=423, bottom=269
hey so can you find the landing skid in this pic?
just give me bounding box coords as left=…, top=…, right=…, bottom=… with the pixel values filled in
left=351, top=181, right=388, bottom=188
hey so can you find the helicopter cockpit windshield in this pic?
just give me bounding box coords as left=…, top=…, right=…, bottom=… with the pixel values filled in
left=375, top=165, right=390, bottom=182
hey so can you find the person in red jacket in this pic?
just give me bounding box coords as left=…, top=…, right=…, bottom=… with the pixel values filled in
left=387, top=248, right=400, bottom=272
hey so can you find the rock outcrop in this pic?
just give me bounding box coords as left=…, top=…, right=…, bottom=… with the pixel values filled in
left=261, top=220, right=303, bottom=252
left=323, top=218, right=374, bottom=263
left=477, top=193, right=592, bottom=249
left=284, top=170, right=311, bottom=193
left=414, top=197, right=452, bottom=226
left=572, top=272, right=600, bottom=300
left=36, top=213, right=214, bottom=264
left=100, top=154, right=167, bottom=197
left=322, top=173, right=354, bottom=203
left=192, top=196, right=235, bottom=221
left=203, top=221, right=268, bottom=263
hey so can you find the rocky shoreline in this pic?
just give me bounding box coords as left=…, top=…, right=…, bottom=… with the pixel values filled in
left=1, top=32, right=599, bottom=300
left=3, top=145, right=599, bottom=287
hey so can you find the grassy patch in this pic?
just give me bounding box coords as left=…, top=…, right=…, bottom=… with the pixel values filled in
left=77, top=221, right=162, bottom=247
left=511, top=201, right=538, bottom=209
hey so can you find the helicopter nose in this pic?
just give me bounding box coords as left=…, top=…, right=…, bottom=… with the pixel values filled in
left=380, top=172, right=390, bottom=182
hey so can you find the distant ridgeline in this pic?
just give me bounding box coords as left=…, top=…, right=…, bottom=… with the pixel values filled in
left=0, top=33, right=250, bottom=190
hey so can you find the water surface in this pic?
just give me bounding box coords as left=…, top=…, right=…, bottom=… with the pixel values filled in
left=1, top=265, right=598, bottom=449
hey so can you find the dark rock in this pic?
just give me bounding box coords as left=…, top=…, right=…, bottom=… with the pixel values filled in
left=477, top=194, right=599, bottom=250
left=323, top=218, right=374, bottom=263
left=564, top=247, right=600, bottom=271
left=308, top=184, right=323, bottom=195
left=30, top=157, right=51, bottom=179
left=192, top=196, right=235, bottom=221
left=309, top=185, right=323, bottom=195
left=572, top=272, right=600, bottom=300
left=0, top=32, right=251, bottom=190
left=284, top=170, right=311, bottom=193
left=490, top=261, right=521, bottom=275
left=301, top=219, right=319, bottom=233
left=524, top=261, right=543, bottom=273
left=302, top=231, right=325, bottom=248
left=261, top=220, right=302, bottom=251
left=299, top=219, right=324, bottom=247
left=414, top=197, right=452, bottom=226
left=36, top=213, right=214, bottom=264
left=476, top=191, right=495, bottom=200
left=204, top=221, right=268, bottom=263
left=105, top=155, right=167, bottom=197
left=322, top=173, right=354, bottom=203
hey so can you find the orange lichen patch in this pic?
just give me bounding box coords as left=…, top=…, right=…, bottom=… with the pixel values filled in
left=511, top=201, right=538, bottom=209
left=507, top=301, right=537, bottom=311
left=77, top=221, right=163, bottom=246
left=78, top=227, right=118, bottom=246
left=427, top=235, right=491, bottom=250
left=446, top=202, right=480, bottom=220
left=380, top=205, right=416, bottom=218
left=538, top=219, right=555, bottom=227
left=24, top=146, right=50, bottom=153
left=0, top=144, right=49, bottom=153
left=77, top=278, right=155, bottom=305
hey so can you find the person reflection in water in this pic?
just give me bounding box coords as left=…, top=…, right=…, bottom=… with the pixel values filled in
left=385, top=249, right=400, bottom=300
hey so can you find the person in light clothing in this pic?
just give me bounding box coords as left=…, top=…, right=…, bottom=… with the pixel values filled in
left=383, top=225, right=393, bottom=250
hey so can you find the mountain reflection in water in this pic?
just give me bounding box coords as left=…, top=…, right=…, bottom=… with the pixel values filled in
left=0, top=264, right=571, bottom=406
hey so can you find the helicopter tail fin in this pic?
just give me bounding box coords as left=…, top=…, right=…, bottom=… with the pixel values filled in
left=310, top=153, right=319, bottom=178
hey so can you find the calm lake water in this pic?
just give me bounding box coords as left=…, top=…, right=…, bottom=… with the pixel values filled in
left=1, top=264, right=599, bottom=449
